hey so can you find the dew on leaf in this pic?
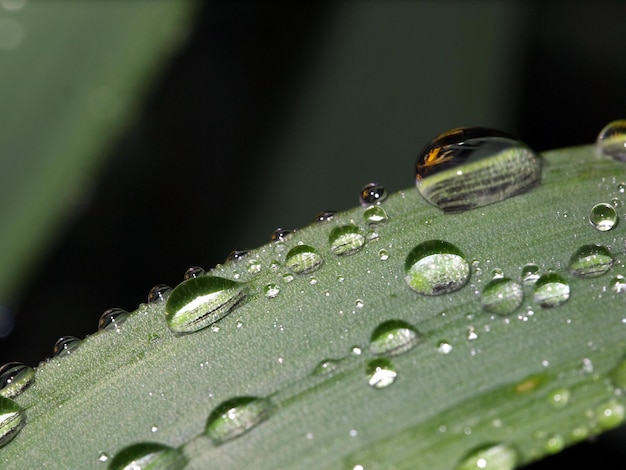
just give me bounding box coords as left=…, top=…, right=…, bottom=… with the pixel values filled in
left=596, top=119, right=626, bottom=161
left=456, top=443, right=518, bottom=470
left=271, top=228, right=294, bottom=242
left=183, top=266, right=205, bottom=280
left=53, top=335, right=82, bottom=357
left=147, top=284, right=172, bottom=304
left=363, top=205, right=389, bottom=225
left=246, top=259, right=262, bottom=274
left=568, top=244, right=614, bottom=278
left=359, top=182, right=387, bottom=207
left=98, top=308, right=129, bottom=332
left=379, top=249, right=389, bottom=261
left=589, top=203, right=618, bottom=231
left=533, top=273, right=570, bottom=308
left=264, top=283, right=280, bottom=298
left=608, top=356, right=626, bottom=391
left=0, top=396, right=24, bottom=447
left=0, top=362, right=34, bottom=398
left=205, top=396, right=273, bottom=445
left=366, top=358, right=397, bottom=389
left=437, top=341, right=453, bottom=354
left=313, top=359, right=340, bottom=376
left=329, top=225, right=365, bottom=256
left=312, top=210, right=337, bottom=223
left=416, top=127, right=542, bottom=212
left=285, top=245, right=323, bottom=274
left=226, top=249, right=250, bottom=263
left=610, top=275, right=626, bottom=293
left=594, top=400, right=626, bottom=430
left=480, top=277, right=524, bottom=315
left=544, top=434, right=565, bottom=454
left=547, top=387, right=571, bottom=409
left=521, top=263, right=540, bottom=284
left=107, top=442, right=187, bottom=470
left=369, top=319, right=420, bottom=356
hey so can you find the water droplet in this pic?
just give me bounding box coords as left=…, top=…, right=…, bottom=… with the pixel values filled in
left=457, top=443, right=518, bottom=470
left=271, top=228, right=294, bottom=242
left=363, top=206, right=389, bottom=225
left=569, top=244, right=614, bottom=278
left=226, top=249, right=250, bottom=263
left=108, top=442, right=187, bottom=470
left=610, top=275, right=626, bottom=293
left=264, top=283, right=280, bottom=298
left=404, top=240, right=470, bottom=295
left=285, top=245, right=323, bottom=274
left=619, top=182, right=626, bottom=193
left=329, top=225, right=365, bottom=256
left=544, top=434, right=565, bottom=454
left=369, top=320, right=420, bottom=356
left=0, top=396, right=24, bottom=447
left=589, top=203, right=618, bottom=231
left=246, top=259, right=262, bottom=274
left=355, top=299, right=364, bottom=309
left=164, top=276, right=246, bottom=333
left=98, top=308, right=129, bottom=332
left=379, top=249, right=390, bottom=261
left=416, top=127, right=542, bottom=212
left=183, top=266, right=205, bottom=280
left=437, top=341, right=453, bottom=354
left=547, top=387, right=571, bottom=409
left=595, top=400, right=626, bottom=430
left=313, top=359, right=340, bottom=375
left=0, top=362, right=34, bottom=398
left=533, top=273, right=570, bottom=308
left=366, top=358, right=397, bottom=389
left=359, top=183, right=387, bottom=207
left=98, top=451, right=110, bottom=463
left=350, top=346, right=362, bottom=356
left=596, top=119, right=626, bottom=161
left=312, top=210, right=337, bottom=223
left=480, top=278, right=524, bottom=315
left=521, top=263, right=540, bottom=284
left=53, top=336, right=82, bottom=357
left=282, top=273, right=294, bottom=283
left=205, top=396, right=273, bottom=445
left=147, top=284, right=172, bottom=304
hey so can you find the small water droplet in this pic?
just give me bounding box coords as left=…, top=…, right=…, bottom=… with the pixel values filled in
left=53, top=336, right=82, bottom=357
left=618, top=182, right=626, bottom=193
left=108, top=442, right=187, bottom=470
left=547, top=387, right=571, bottom=409
left=366, top=358, right=397, bottom=389
left=226, top=249, right=250, bottom=263
left=329, top=225, right=365, bottom=256
left=379, top=249, right=390, bottom=261
left=313, top=359, right=340, bottom=375
left=98, top=451, right=110, bottom=463
left=404, top=240, right=470, bottom=295
left=354, top=299, right=364, bottom=309
left=312, top=210, right=337, bottom=223
left=164, top=276, right=246, bottom=333
left=589, top=203, right=618, bottom=231
left=0, top=395, right=24, bottom=447
left=0, top=362, right=34, bottom=398
left=363, top=205, right=389, bottom=225
left=285, top=245, right=323, bottom=275
left=533, top=273, right=570, bottom=308
left=246, top=259, right=262, bottom=274
left=369, top=320, right=420, bottom=356
left=271, top=228, right=294, bottom=242
left=544, top=434, right=565, bottom=454
left=595, top=400, right=626, bottom=430
left=437, top=341, right=453, bottom=354
left=457, top=443, right=518, bottom=470
left=98, top=308, right=129, bottom=332
left=596, top=120, right=626, bottom=161
left=264, top=283, right=280, bottom=298
left=351, top=346, right=362, bottom=356
left=481, top=278, right=524, bottom=315
left=416, top=127, right=542, bottom=212
left=610, top=275, right=626, bottom=293
left=147, top=284, right=172, bottom=304
left=183, top=266, right=205, bottom=280
left=282, top=273, right=294, bottom=283
left=359, top=183, right=387, bottom=207
left=569, top=244, right=614, bottom=278
left=204, top=396, right=273, bottom=445
left=521, top=263, right=540, bottom=284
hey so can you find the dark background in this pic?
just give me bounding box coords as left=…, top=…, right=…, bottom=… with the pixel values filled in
left=3, top=2, right=626, bottom=467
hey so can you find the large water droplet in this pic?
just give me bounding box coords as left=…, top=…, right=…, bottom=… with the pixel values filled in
left=366, top=358, right=397, bottom=389
left=312, top=210, right=337, bottom=223
left=271, top=228, right=294, bottom=242
left=108, top=442, right=187, bottom=470
left=480, top=277, right=524, bottom=315
left=404, top=240, right=470, bottom=295
left=595, top=400, right=626, bottom=430
left=533, top=273, right=570, bottom=308
left=569, top=244, right=614, bottom=278
left=589, top=203, right=618, bottom=231
left=226, top=250, right=250, bottom=263
left=329, top=225, right=365, bottom=256
left=53, top=336, right=82, bottom=357
left=183, top=266, right=205, bottom=280
left=369, top=320, right=420, bottom=356
left=164, top=276, right=246, bottom=334
left=98, top=308, right=129, bottom=332
left=416, top=127, right=542, bottom=212
left=205, top=396, right=273, bottom=445
left=359, top=183, right=387, bottom=207
left=0, top=362, right=34, bottom=398
left=596, top=119, right=626, bottom=161
left=147, top=284, right=172, bottom=304
left=0, top=396, right=24, bottom=447
left=285, top=245, right=323, bottom=274
left=363, top=206, right=389, bottom=225
left=457, top=443, right=518, bottom=470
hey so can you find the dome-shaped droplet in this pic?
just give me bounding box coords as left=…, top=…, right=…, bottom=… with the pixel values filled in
left=312, top=210, right=337, bottom=223
left=205, top=396, right=273, bottom=445
left=369, top=320, right=420, bottom=356
left=285, top=245, right=323, bottom=274
left=363, top=205, right=388, bottom=225
left=183, top=266, right=205, bottom=280
left=271, top=228, right=294, bottom=242
left=0, top=396, right=24, bottom=447
left=404, top=240, right=470, bottom=295
left=328, top=225, right=365, bottom=256
left=596, top=119, right=626, bottom=161
left=521, top=263, right=540, bottom=284
left=533, top=273, right=570, bottom=308
left=359, top=183, right=387, bottom=207
left=164, top=276, right=246, bottom=334
left=98, top=308, right=129, bottom=332
left=481, top=278, right=524, bottom=315
left=264, top=283, right=280, bottom=298
left=312, top=359, right=340, bottom=375
left=53, top=336, right=82, bottom=357
left=589, top=203, right=618, bottom=231
left=595, top=400, right=626, bottom=431
left=226, top=249, right=250, bottom=263
left=366, top=358, right=397, bottom=389
left=108, top=442, right=187, bottom=470
left=610, top=275, right=626, bottom=294
left=147, top=284, right=172, bottom=304
left=569, top=244, right=614, bottom=278
left=0, top=362, right=34, bottom=398
left=416, top=127, right=542, bottom=212
left=457, top=443, right=518, bottom=470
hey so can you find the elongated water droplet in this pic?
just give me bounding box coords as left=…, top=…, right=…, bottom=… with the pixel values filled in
left=183, top=266, right=205, bottom=280
left=416, top=127, right=542, bottom=212
left=329, top=225, right=365, bottom=256
left=595, top=400, right=626, bottom=430
left=596, top=119, right=626, bottom=161
left=53, top=336, right=82, bottom=357
left=98, top=308, right=129, bottom=332
left=366, top=358, right=397, bottom=389
left=569, top=244, right=614, bottom=278
left=359, top=183, right=387, bottom=207
left=370, top=320, right=420, bottom=356
left=313, top=359, right=340, bottom=375
left=164, top=276, right=246, bottom=334
left=226, top=249, right=250, bottom=263
left=147, top=284, right=172, bottom=304
left=404, top=240, right=470, bottom=295
left=0, top=362, right=34, bottom=398
left=589, top=203, right=618, bottom=231
left=312, top=210, right=337, bottom=223
left=533, top=273, right=570, bottom=308
left=0, top=396, right=24, bottom=447
left=271, top=228, right=294, bottom=242
left=363, top=205, right=388, bottom=225
left=285, top=245, right=323, bottom=274
left=481, top=278, right=524, bottom=315
left=205, top=396, right=273, bottom=445
left=108, top=442, right=187, bottom=470
left=457, top=443, right=518, bottom=470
